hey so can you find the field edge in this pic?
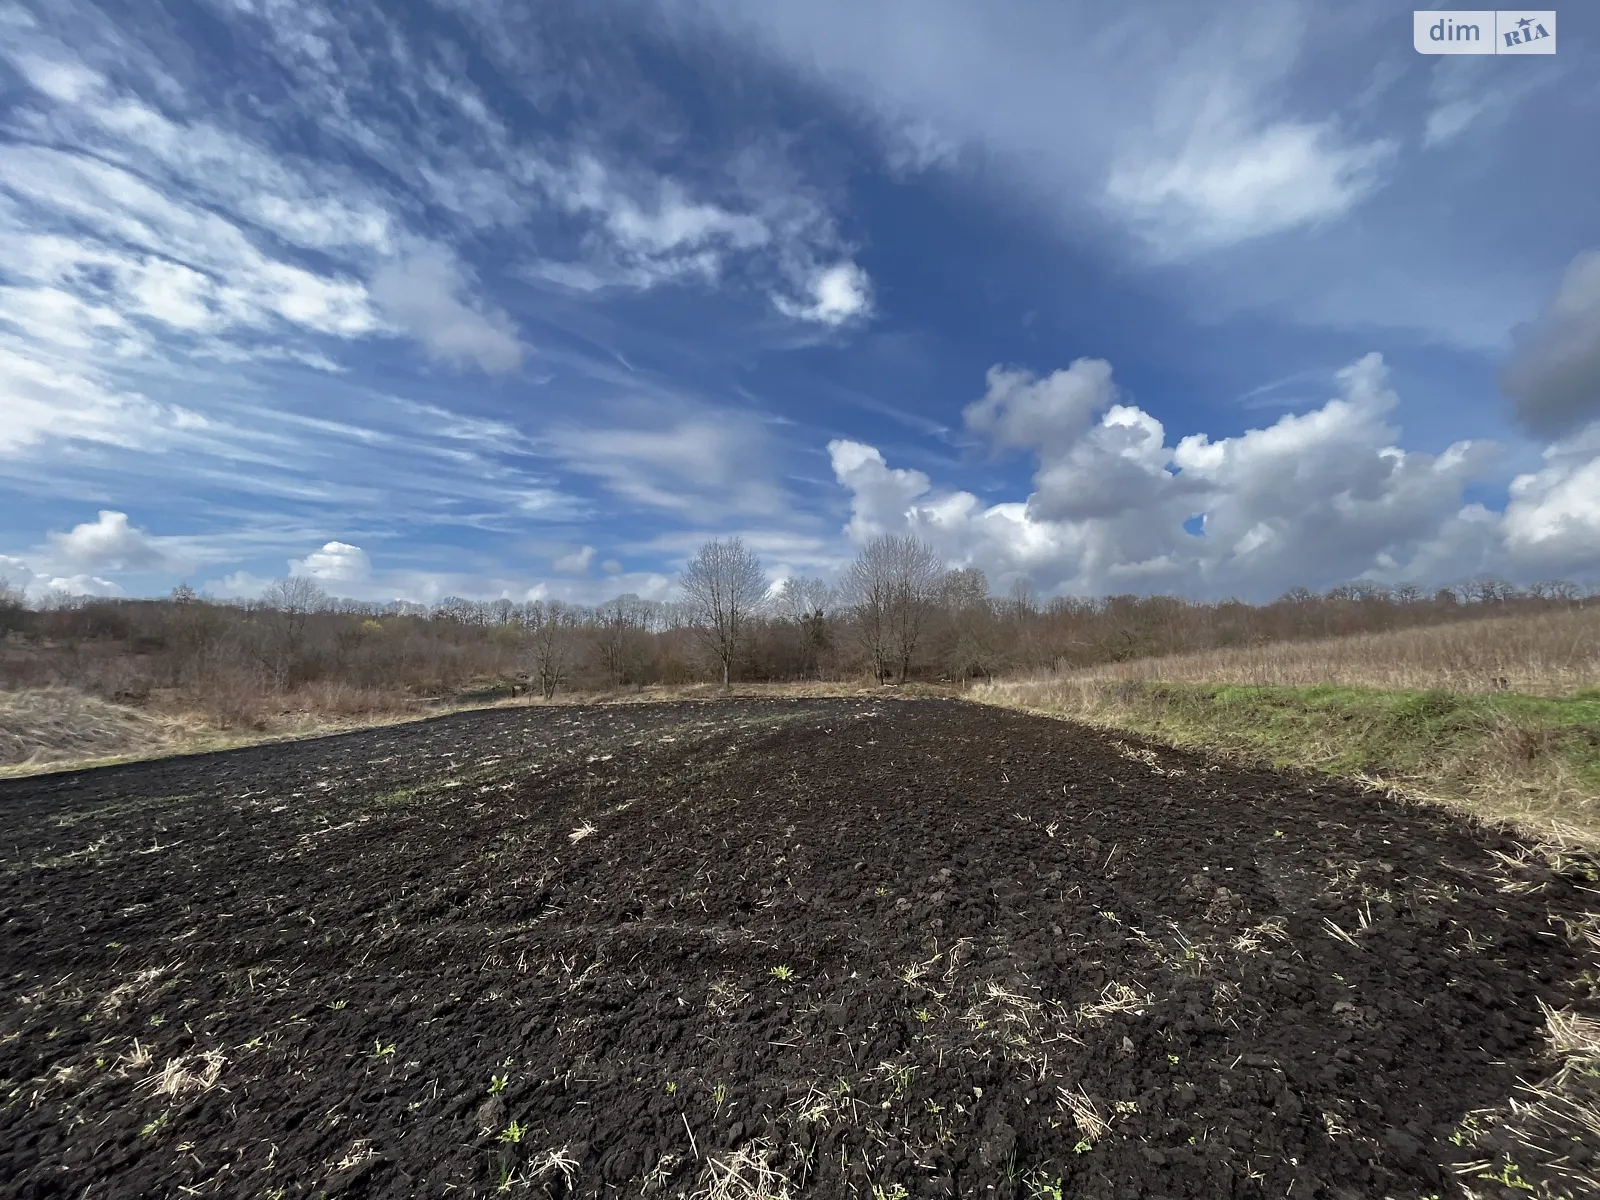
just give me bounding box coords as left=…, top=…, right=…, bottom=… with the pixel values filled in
left=972, top=677, right=1600, bottom=848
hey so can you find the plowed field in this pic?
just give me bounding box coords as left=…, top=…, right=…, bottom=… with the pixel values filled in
left=3, top=699, right=1597, bottom=1199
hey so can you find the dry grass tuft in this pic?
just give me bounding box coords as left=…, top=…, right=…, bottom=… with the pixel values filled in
left=691, top=1140, right=791, bottom=1200
left=1540, top=1000, right=1600, bottom=1061
left=136, top=1049, right=225, bottom=1098
left=1057, top=1086, right=1109, bottom=1143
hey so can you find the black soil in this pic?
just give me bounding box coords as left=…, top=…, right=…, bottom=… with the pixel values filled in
left=3, top=699, right=1597, bottom=1199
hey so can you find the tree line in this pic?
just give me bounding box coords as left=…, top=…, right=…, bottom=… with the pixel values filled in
left=1, top=543, right=1594, bottom=714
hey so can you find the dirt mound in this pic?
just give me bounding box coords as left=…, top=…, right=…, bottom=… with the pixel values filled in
left=0, top=687, right=171, bottom=768
left=2, top=699, right=1597, bottom=1198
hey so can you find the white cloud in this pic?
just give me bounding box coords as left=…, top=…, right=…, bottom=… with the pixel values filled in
left=0, top=345, right=209, bottom=457
left=1501, top=422, right=1600, bottom=571
left=827, top=353, right=1548, bottom=598
left=290, top=541, right=372, bottom=583
left=369, top=249, right=523, bottom=373
left=0, top=145, right=380, bottom=341
left=44, top=574, right=124, bottom=597
left=827, top=439, right=935, bottom=542
left=963, top=359, right=1116, bottom=456
left=46, top=510, right=181, bottom=572
left=773, top=261, right=873, bottom=326
left=667, top=0, right=1396, bottom=260
left=553, top=544, right=597, bottom=574
left=1104, top=108, right=1395, bottom=259
left=204, top=570, right=274, bottom=600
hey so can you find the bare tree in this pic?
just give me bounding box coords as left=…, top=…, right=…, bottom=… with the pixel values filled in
left=773, top=576, right=833, bottom=678
left=528, top=600, right=579, bottom=698
left=841, top=534, right=944, bottom=684
left=936, top=567, right=998, bottom=680
left=0, top=575, right=26, bottom=637
left=680, top=538, right=768, bottom=689
left=259, top=576, right=328, bottom=685
left=590, top=594, right=653, bottom=686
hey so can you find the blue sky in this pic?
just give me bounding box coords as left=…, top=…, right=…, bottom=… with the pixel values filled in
left=2, top=0, right=1597, bottom=605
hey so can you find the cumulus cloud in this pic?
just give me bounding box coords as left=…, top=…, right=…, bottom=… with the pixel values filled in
left=826, top=353, right=1572, bottom=598
left=1501, top=249, right=1600, bottom=436
left=45, top=510, right=179, bottom=572
left=964, top=359, right=1117, bottom=456
left=289, top=541, right=372, bottom=583
left=369, top=249, right=523, bottom=373
left=553, top=545, right=597, bottom=574
left=1501, top=421, right=1600, bottom=570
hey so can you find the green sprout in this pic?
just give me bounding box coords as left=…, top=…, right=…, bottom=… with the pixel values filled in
left=770, top=965, right=794, bottom=982
left=1476, top=1159, right=1535, bottom=1192
left=489, top=1073, right=509, bottom=1095
left=499, top=1119, right=526, bottom=1144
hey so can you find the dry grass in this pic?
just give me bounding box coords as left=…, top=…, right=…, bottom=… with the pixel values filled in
left=1058, top=607, right=1600, bottom=697
left=0, top=687, right=183, bottom=769
left=0, top=688, right=505, bottom=778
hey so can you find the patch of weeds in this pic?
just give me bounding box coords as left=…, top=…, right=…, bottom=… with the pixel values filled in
left=1476, top=1157, right=1536, bottom=1191
left=1025, top=1171, right=1065, bottom=1200
left=769, top=964, right=794, bottom=982
left=489, top=1073, right=509, bottom=1095
left=499, top=1119, right=526, bottom=1144
left=140, top=1110, right=170, bottom=1137
left=665, top=1080, right=678, bottom=1095
left=327, top=999, right=348, bottom=1010
left=370, top=1040, right=396, bottom=1059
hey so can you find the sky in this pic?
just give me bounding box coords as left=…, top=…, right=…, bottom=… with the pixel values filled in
left=1, top=0, right=1597, bottom=607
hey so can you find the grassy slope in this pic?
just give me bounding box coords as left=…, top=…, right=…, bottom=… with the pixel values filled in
left=973, top=678, right=1600, bottom=843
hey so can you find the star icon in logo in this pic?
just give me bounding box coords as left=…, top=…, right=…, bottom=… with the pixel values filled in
left=1516, top=15, right=1534, bottom=30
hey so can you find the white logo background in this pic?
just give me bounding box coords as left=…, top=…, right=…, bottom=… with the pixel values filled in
left=1414, top=10, right=1556, bottom=53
